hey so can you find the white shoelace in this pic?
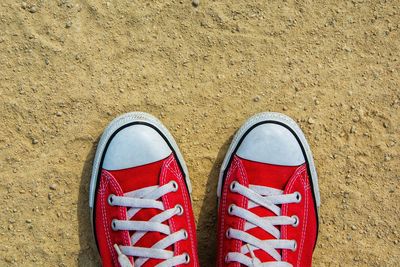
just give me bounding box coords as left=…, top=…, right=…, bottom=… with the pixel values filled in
left=225, top=181, right=301, bottom=267
left=109, top=180, right=190, bottom=267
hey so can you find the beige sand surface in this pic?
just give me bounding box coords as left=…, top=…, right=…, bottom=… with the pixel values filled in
left=1, top=0, right=399, bottom=266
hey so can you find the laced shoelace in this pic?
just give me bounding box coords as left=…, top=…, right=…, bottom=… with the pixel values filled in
left=109, top=180, right=190, bottom=267
left=225, top=181, right=301, bottom=267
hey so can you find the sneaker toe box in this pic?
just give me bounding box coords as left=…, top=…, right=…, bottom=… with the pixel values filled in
left=236, top=123, right=305, bottom=166
left=103, top=124, right=172, bottom=170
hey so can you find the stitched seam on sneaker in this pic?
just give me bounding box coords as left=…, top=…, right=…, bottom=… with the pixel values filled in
left=161, top=156, right=176, bottom=255
left=282, top=165, right=305, bottom=260
left=107, top=171, right=131, bottom=247
left=296, top=170, right=309, bottom=266
left=169, top=156, right=199, bottom=266
left=161, top=156, right=198, bottom=264
left=236, top=159, right=249, bottom=260
left=282, top=165, right=307, bottom=263
left=100, top=173, right=118, bottom=265
left=218, top=158, right=238, bottom=267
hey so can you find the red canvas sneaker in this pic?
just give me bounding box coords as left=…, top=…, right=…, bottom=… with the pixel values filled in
left=217, top=113, right=320, bottom=267
left=89, top=112, right=199, bottom=267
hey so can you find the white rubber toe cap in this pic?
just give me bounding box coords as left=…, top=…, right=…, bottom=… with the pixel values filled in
left=236, top=123, right=305, bottom=166
left=102, top=124, right=172, bottom=170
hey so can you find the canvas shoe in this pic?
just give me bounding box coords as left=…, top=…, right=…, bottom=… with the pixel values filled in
left=216, top=112, right=320, bottom=267
left=89, top=112, right=199, bottom=267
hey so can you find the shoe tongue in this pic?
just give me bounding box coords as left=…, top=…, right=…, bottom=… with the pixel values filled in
left=107, top=158, right=165, bottom=193
left=239, top=157, right=300, bottom=190
left=107, top=156, right=172, bottom=267
left=238, top=156, right=302, bottom=264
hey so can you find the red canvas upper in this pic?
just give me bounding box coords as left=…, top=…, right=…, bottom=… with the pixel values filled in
left=94, top=154, right=199, bottom=267
left=217, top=156, right=317, bottom=267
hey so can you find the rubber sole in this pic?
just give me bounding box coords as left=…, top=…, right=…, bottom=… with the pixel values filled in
left=89, top=112, right=191, bottom=226
left=217, top=112, right=321, bottom=210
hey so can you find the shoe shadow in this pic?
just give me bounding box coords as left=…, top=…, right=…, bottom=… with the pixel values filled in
left=197, top=137, right=232, bottom=267
left=77, top=139, right=100, bottom=266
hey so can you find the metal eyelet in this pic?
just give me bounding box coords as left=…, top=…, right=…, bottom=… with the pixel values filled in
left=294, top=192, right=302, bottom=203
left=228, top=204, right=235, bottom=215
left=229, top=181, right=238, bottom=192
left=182, top=229, right=188, bottom=240
left=183, top=252, right=190, bottom=264
left=291, top=215, right=299, bottom=227
left=111, top=219, right=117, bottom=231
left=226, top=228, right=231, bottom=239
left=176, top=204, right=184, bottom=215
left=171, top=181, right=179, bottom=192
left=292, top=240, right=297, bottom=251
left=107, top=194, right=115, bottom=206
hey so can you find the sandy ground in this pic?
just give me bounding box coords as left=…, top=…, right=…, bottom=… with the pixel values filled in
left=0, top=0, right=399, bottom=266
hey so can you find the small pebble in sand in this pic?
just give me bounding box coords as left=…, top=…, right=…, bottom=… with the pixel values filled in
left=283, top=106, right=288, bottom=111
left=56, top=111, right=63, bottom=117
left=66, top=21, right=72, bottom=28
left=343, top=46, right=352, bottom=52
left=32, top=139, right=39, bottom=144
left=192, top=0, right=199, bottom=7
left=29, top=5, right=37, bottom=13
left=308, top=117, right=315, bottom=124
left=352, top=116, right=360, bottom=122
left=49, top=184, right=57, bottom=190
left=253, top=95, right=260, bottom=102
